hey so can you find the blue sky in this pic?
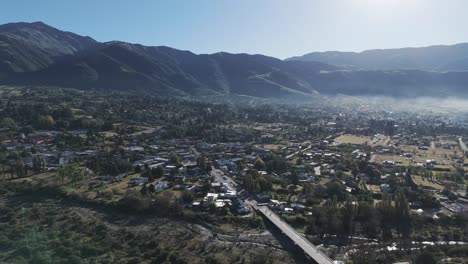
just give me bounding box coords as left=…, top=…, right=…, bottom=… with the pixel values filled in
left=2, top=0, right=468, bottom=59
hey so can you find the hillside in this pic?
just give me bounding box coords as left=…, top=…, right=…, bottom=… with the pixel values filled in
left=287, top=43, right=468, bottom=71
left=0, top=22, right=98, bottom=76
left=1, top=22, right=468, bottom=98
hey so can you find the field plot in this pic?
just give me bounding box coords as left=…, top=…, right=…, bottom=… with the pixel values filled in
left=367, top=184, right=382, bottom=193
left=255, top=144, right=286, bottom=150
left=335, top=134, right=390, bottom=147
left=335, top=134, right=371, bottom=145
left=371, top=154, right=410, bottom=166
left=399, top=143, right=462, bottom=166
left=411, top=175, right=444, bottom=191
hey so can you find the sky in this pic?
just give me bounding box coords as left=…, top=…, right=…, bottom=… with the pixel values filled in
left=2, top=0, right=468, bottom=59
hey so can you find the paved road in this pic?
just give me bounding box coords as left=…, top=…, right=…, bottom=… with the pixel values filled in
left=459, top=137, right=467, bottom=153
left=286, top=145, right=312, bottom=159
left=248, top=200, right=335, bottom=264
left=210, top=167, right=237, bottom=192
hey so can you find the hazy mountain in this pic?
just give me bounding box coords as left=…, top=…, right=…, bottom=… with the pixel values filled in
left=0, top=22, right=98, bottom=77
left=1, top=22, right=468, bottom=98
left=287, top=44, right=468, bottom=71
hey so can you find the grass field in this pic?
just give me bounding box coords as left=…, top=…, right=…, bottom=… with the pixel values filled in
left=412, top=175, right=444, bottom=191
left=335, top=134, right=371, bottom=145
left=335, top=134, right=390, bottom=147
left=255, top=144, right=286, bottom=150
left=367, top=184, right=382, bottom=193
left=371, top=154, right=410, bottom=166
left=400, top=144, right=461, bottom=166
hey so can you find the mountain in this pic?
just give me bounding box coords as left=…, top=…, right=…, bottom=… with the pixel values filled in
left=4, top=29, right=338, bottom=98
left=1, top=22, right=468, bottom=98
left=0, top=22, right=98, bottom=79
left=287, top=44, right=468, bottom=71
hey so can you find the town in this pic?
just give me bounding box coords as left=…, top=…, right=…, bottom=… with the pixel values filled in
left=0, top=87, right=467, bottom=263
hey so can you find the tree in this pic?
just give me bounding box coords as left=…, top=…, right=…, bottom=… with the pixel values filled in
left=254, top=157, right=265, bottom=171
left=342, top=195, right=358, bottom=236
left=395, top=189, right=412, bottom=238
left=36, top=115, right=54, bottom=129
left=15, top=158, right=26, bottom=178
left=151, top=166, right=164, bottom=179
left=32, top=155, right=46, bottom=173
left=325, top=195, right=338, bottom=235
left=196, top=155, right=208, bottom=171
left=147, top=184, right=155, bottom=195
left=290, top=168, right=299, bottom=185
left=414, top=252, right=437, bottom=264
left=57, top=163, right=83, bottom=185
left=0, top=118, right=16, bottom=130
left=134, top=165, right=141, bottom=173
left=326, top=179, right=346, bottom=200
left=181, top=191, right=194, bottom=203
left=169, top=155, right=182, bottom=167
left=140, top=184, right=148, bottom=196
left=379, top=193, right=394, bottom=240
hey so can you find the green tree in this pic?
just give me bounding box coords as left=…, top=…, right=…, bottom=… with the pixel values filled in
left=254, top=157, right=266, bottom=171
left=181, top=191, right=194, bottom=203
left=414, top=252, right=437, bottom=264
left=325, top=195, right=338, bottom=235
left=395, top=189, right=412, bottom=238
left=57, top=163, right=83, bottom=185
left=32, top=155, right=46, bottom=173
left=342, top=195, right=358, bottom=236
left=15, top=158, right=26, bottom=178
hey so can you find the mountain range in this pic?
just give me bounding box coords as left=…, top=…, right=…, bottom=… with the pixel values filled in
left=287, top=44, right=468, bottom=71
left=1, top=21, right=468, bottom=99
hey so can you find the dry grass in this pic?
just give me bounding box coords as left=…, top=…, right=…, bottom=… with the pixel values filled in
left=336, top=134, right=390, bottom=147
left=412, top=175, right=444, bottom=191
left=335, top=134, right=371, bottom=145
left=400, top=143, right=461, bottom=166
left=367, top=184, right=382, bottom=193
left=371, top=154, right=410, bottom=166
left=255, top=144, right=286, bottom=150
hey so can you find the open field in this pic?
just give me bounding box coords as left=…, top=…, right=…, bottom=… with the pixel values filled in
left=9, top=172, right=56, bottom=183
left=335, top=135, right=371, bottom=145
left=335, top=134, right=390, bottom=147
left=255, top=144, right=286, bottom=150
left=411, top=175, right=444, bottom=191
left=400, top=143, right=462, bottom=166
left=367, top=184, right=382, bottom=193
left=371, top=154, right=410, bottom=166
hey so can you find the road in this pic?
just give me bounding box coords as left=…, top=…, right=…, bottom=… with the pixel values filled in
left=247, top=200, right=335, bottom=264
left=211, top=167, right=335, bottom=263
left=459, top=137, right=467, bottom=154
left=210, top=167, right=237, bottom=192
left=286, top=145, right=312, bottom=159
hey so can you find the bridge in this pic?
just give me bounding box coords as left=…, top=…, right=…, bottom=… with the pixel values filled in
left=248, top=200, right=335, bottom=264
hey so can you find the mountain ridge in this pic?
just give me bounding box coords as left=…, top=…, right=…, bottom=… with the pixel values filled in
left=287, top=43, right=468, bottom=71
left=1, top=21, right=468, bottom=99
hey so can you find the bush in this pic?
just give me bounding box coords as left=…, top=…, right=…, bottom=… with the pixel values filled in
left=447, top=245, right=468, bottom=257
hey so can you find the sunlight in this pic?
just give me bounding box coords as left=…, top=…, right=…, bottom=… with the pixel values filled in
left=354, top=0, right=406, bottom=13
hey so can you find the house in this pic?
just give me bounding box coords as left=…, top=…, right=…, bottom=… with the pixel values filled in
left=129, top=177, right=148, bottom=187
left=291, top=203, right=306, bottom=212
left=211, top=182, right=223, bottom=192
left=204, top=193, right=219, bottom=203
left=126, top=146, right=144, bottom=152
left=256, top=193, right=271, bottom=203
left=154, top=181, right=169, bottom=191
left=221, top=190, right=237, bottom=199
left=380, top=184, right=391, bottom=192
